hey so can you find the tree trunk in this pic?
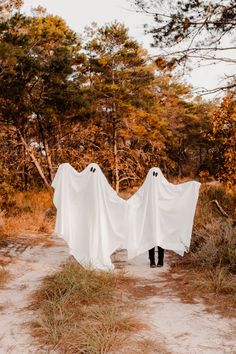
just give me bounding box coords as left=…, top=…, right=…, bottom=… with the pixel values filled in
left=36, top=113, right=54, bottom=183
left=44, top=140, right=54, bottom=182
left=112, top=63, right=119, bottom=193
left=113, top=128, right=119, bottom=193
left=23, top=147, right=28, bottom=190
left=17, top=129, right=51, bottom=189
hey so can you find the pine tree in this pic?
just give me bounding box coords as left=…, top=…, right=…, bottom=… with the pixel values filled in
left=82, top=22, right=167, bottom=192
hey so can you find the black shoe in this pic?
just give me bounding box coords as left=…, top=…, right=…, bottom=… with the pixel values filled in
left=150, top=263, right=156, bottom=268
left=157, top=263, right=163, bottom=267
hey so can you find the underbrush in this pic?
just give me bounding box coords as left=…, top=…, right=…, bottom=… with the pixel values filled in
left=191, top=184, right=235, bottom=273
left=170, top=184, right=236, bottom=316
left=31, top=259, right=144, bottom=354
left=0, top=186, right=54, bottom=245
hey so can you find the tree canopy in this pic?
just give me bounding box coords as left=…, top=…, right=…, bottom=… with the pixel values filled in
left=0, top=4, right=235, bottom=190
left=132, top=0, right=236, bottom=95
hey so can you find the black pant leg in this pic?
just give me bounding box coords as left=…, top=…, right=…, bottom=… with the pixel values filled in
left=148, top=247, right=155, bottom=265
left=157, top=246, right=164, bottom=265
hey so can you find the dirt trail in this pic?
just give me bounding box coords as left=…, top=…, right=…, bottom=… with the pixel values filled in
left=0, top=239, right=235, bottom=354
left=124, top=252, right=236, bottom=354
left=0, top=237, right=69, bottom=353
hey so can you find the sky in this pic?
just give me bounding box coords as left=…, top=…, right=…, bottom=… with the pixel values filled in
left=22, top=0, right=234, bottom=98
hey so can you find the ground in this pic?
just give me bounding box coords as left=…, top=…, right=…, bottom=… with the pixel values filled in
left=0, top=236, right=235, bottom=354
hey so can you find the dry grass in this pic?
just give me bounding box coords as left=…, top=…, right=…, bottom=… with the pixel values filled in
left=0, top=266, right=10, bottom=287
left=193, top=185, right=236, bottom=274
left=134, top=337, right=171, bottom=354
left=164, top=261, right=236, bottom=317
left=118, top=336, right=172, bottom=354
left=167, top=183, right=236, bottom=317
left=31, top=259, right=145, bottom=354
left=195, top=183, right=236, bottom=225
left=0, top=190, right=54, bottom=235
left=0, top=190, right=54, bottom=248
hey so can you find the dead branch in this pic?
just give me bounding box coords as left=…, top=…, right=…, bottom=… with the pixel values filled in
left=211, top=199, right=229, bottom=218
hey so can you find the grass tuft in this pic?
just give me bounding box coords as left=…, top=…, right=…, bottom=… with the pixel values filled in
left=31, top=258, right=142, bottom=353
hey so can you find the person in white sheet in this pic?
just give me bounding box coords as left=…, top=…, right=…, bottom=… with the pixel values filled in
left=126, top=167, right=201, bottom=261
left=52, top=163, right=127, bottom=270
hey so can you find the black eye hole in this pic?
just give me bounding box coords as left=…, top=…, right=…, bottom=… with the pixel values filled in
left=90, top=167, right=93, bottom=172
left=92, top=168, right=96, bottom=173
left=153, top=171, right=158, bottom=177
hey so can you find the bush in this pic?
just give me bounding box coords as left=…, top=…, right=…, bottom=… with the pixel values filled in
left=190, top=185, right=236, bottom=273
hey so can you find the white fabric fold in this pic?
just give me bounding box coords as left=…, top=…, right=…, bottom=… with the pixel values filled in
left=52, top=163, right=201, bottom=270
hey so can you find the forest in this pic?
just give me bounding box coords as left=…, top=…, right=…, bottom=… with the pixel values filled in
left=0, top=1, right=235, bottom=195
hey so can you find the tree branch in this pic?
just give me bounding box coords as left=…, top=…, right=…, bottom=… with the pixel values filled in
left=211, top=199, right=229, bottom=218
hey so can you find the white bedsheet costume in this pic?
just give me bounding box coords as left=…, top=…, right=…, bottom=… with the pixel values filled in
left=52, top=163, right=200, bottom=270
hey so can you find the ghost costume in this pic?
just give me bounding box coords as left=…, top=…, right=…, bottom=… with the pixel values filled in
left=52, top=163, right=200, bottom=270
left=52, top=163, right=127, bottom=270
left=126, top=167, right=201, bottom=259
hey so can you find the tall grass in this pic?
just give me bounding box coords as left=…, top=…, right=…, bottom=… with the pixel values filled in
left=170, top=184, right=236, bottom=316
left=191, top=185, right=236, bottom=272
left=31, top=259, right=142, bottom=353
left=0, top=189, right=54, bottom=245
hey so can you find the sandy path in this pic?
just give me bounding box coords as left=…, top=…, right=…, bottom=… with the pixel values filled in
left=124, top=252, right=236, bottom=354
left=0, top=237, right=69, bottom=354
left=0, top=240, right=235, bottom=354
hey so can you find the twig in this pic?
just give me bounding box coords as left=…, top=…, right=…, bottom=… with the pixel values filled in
left=211, top=199, right=229, bottom=218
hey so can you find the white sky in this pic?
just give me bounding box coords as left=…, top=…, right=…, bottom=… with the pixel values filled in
left=22, top=0, right=235, bottom=98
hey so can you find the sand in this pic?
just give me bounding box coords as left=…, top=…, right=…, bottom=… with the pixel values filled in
left=0, top=239, right=235, bottom=353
